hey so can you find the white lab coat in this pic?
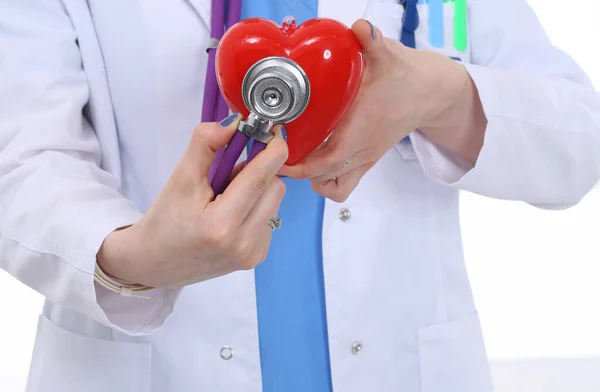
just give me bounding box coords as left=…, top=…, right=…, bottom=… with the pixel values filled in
left=1, top=0, right=599, bottom=391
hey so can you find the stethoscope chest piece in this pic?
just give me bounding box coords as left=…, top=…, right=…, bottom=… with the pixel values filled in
left=211, top=15, right=364, bottom=194
left=242, top=56, right=310, bottom=124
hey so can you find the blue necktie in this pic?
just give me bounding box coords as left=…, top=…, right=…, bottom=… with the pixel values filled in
left=240, top=2, right=333, bottom=392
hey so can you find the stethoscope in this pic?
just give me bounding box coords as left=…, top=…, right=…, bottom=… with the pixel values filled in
left=203, top=0, right=310, bottom=196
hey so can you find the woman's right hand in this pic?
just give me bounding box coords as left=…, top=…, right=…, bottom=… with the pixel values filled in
left=96, top=114, right=288, bottom=288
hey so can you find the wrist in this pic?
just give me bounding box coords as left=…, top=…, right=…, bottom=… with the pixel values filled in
left=419, top=53, right=473, bottom=133
left=417, top=57, right=487, bottom=164
left=389, top=46, right=471, bottom=135
left=97, top=225, right=144, bottom=285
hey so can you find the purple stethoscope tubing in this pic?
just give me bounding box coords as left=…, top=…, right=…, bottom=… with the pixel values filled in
left=247, top=140, right=268, bottom=162
left=210, top=131, right=250, bottom=196
left=204, top=0, right=268, bottom=195
left=214, top=1, right=239, bottom=122
left=210, top=136, right=268, bottom=196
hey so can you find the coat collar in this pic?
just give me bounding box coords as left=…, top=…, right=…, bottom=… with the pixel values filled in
left=186, top=0, right=212, bottom=31
left=186, top=0, right=370, bottom=33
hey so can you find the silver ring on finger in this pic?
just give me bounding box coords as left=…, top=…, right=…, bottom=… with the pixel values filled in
left=268, top=217, right=282, bottom=230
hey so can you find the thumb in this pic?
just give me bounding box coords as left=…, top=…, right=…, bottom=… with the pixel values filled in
left=184, top=113, right=241, bottom=178
left=351, top=19, right=384, bottom=55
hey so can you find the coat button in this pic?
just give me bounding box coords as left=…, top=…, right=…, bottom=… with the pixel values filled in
left=220, top=346, right=233, bottom=360
left=351, top=341, right=362, bottom=355
left=338, top=208, right=351, bottom=222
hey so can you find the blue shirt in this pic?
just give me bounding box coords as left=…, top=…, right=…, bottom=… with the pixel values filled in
left=241, top=1, right=333, bottom=391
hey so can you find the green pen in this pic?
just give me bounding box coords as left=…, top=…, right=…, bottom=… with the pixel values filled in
left=453, top=0, right=468, bottom=52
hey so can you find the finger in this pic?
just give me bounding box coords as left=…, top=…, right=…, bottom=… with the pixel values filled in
left=239, top=177, right=286, bottom=268
left=183, top=113, right=241, bottom=179
left=241, top=176, right=286, bottom=234
left=219, top=127, right=289, bottom=222
left=351, top=19, right=384, bottom=56
left=280, top=136, right=358, bottom=179
left=309, top=141, right=391, bottom=183
left=281, top=146, right=361, bottom=180
left=279, top=147, right=331, bottom=178
left=310, top=152, right=373, bottom=183
left=311, top=162, right=374, bottom=203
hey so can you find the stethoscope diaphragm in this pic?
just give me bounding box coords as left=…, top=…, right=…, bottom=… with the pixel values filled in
left=242, top=56, right=310, bottom=124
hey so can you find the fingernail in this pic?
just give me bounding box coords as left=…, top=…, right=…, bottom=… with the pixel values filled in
left=281, top=125, right=288, bottom=141
left=219, top=113, right=238, bottom=127
left=366, top=20, right=375, bottom=40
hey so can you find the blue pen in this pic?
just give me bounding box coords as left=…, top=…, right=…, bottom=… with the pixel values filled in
left=428, top=0, right=444, bottom=48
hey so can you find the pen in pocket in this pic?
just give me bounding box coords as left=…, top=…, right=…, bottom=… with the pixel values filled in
left=428, top=0, right=445, bottom=48
left=453, top=0, right=468, bottom=51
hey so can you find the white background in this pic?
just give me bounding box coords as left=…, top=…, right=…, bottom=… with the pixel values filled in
left=1, top=0, right=599, bottom=390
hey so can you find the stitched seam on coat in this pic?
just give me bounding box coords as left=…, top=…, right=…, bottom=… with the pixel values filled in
left=2, top=232, right=74, bottom=264
left=484, top=113, right=600, bottom=135
left=425, top=178, right=448, bottom=323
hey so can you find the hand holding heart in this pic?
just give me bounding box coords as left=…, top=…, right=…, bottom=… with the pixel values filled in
left=280, top=20, right=473, bottom=202
left=217, top=17, right=479, bottom=202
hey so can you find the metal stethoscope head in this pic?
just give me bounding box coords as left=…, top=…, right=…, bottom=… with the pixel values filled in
left=237, top=56, right=311, bottom=142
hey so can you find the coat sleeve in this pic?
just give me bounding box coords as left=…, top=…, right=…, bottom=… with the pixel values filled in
left=0, top=0, right=180, bottom=335
left=409, top=0, right=600, bottom=209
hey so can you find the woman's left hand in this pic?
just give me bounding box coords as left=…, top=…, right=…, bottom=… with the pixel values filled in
left=279, top=19, right=475, bottom=202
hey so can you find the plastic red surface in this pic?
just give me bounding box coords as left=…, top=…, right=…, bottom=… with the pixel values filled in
left=215, top=17, right=364, bottom=165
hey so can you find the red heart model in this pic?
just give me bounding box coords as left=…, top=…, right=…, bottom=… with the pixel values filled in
left=215, top=17, right=364, bottom=165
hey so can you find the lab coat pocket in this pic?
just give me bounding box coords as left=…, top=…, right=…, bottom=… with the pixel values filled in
left=27, top=314, right=151, bottom=392
left=418, top=312, right=494, bottom=392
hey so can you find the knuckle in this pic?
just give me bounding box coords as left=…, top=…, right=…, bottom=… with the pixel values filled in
left=192, top=122, right=213, bottom=140
left=239, top=255, right=260, bottom=271
left=270, top=137, right=289, bottom=161
left=299, top=166, right=311, bottom=179
left=258, top=249, right=269, bottom=264
left=270, top=177, right=287, bottom=199
left=331, top=189, right=349, bottom=203
left=326, top=155, right=343, bottom=171
left=253, top=247, right=271, bottom=267
left=246, top=249, right=269, bottom=269
left=251, top=174, right=271, bottom=192
left=277, top=142, right=289, bottom=163
left=310, top=180, right=323, bottom=194
left=203, top=221, right=235, bottom=247
left=232, top=240, right=254, bottom=266
left=293, top=164, right=312, bottom=180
